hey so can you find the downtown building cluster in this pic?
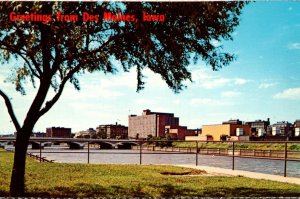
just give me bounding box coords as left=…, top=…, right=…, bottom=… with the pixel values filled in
left=24, top=109, right=300, bottom=142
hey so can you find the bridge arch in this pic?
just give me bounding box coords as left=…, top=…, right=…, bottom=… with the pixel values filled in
left=115, top=142, right=139, bottom=149
left=68, top=142, right=87, bottom=149
left=30, top=141, right=53, bottom=149
left=90, top=141, right=115, bottom=149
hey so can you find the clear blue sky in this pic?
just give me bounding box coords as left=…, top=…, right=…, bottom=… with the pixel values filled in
left=1, top=2, right=300, bottom=134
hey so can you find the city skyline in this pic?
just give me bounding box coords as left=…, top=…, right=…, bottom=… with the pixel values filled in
left=1, top=2, right=300, bottom=134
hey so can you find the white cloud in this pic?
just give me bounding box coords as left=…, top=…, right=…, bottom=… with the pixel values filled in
left=191, top=68, right=215, bottom=82
left=259, top=83, right=277, bottom=89
left=100, top=72, right=137, bottom=89
left=172, top=99, right=181, bottom=105
left=68, top=102, right=100, bottom=111
left=234, top=78, right=248, bottom=85
left=135, top=98, right=158, bottom=106
left=191, top=69, right=249, bottom=89
left=52, top=81, right=125, bottom=104
left=0, top=70, right=16, bottom=92
left=288, top=43, right=300, bottom=50
left=94, top=68, right=168, bottom=91
left=201, top=78, right=231, bottom=89
left=211, top=39, right=222, bottom=47
left=0, top=71, right=6, bottom=84
left=232, top=32, right=238, bottom=36
left=199, top=77, right=249, bottom=89
left=274, top=88, right=300, bottom=100
left=190, top=98, right=230, bottom=106
left=221, top=91, right=241, bottom=97
left=190, top=98, right=215, bottom=105
left=143, top=69, right=167, bottom=88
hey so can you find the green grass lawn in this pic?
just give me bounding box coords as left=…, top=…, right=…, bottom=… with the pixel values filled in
left=1, top=150, right=300, bottom=197
left=173, top=142, right=300, bottom=151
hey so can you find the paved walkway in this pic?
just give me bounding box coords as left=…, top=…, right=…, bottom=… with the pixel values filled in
left=174, top=164, right=300, bottom=185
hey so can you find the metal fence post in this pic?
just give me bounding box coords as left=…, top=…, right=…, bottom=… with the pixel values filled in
left=284, top=142, right=287, bottom=177
left=88, top=141, right=90, bottom=164
left=39, top=141, right=42, bottom=163
left=232, top=141, right=235, bottom=170
left=139, top=141, right=142, bottom=165
left=196, top=141, right=198, bottom=166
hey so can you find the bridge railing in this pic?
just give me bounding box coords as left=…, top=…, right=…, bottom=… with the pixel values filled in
left=1, top=138, right=300, bottom=177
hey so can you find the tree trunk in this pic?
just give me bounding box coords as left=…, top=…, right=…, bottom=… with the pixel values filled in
left=9, top=128, right=32, bottom=196
left=8, top=74, right=52, bottom=196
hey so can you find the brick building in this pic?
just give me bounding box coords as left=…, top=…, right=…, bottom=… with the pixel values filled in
left=202, top=123, right=251, bottom=141
left=269, top=121, right=292, bottom=136
left=245, top=118, right=270, bottom=136
left=46, top=127, right=72, bottom=138
left=96, top=123, right=128, bottom=139
left=222, top=119, right=243, bottom=125
left=75, top=128, right=96, bottom=138
left=31, top=132, right=46, bottom=137
left=165, top=125, right=196, bottom=140
left=294, top=120, right=300, bottom=128
left=294, top=120, right=300, bottom=137
left=128, top=109, right=179, bottom=139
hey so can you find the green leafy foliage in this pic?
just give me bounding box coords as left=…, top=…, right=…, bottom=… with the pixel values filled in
left=147, top=135, right=174, bottom=148
left=0, top=1, right=247, bottom=94
left=173, top=142, right=300, bottom=151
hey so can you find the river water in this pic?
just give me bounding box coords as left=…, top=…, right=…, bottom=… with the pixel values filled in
left=22, top=145, right=300, bottom=178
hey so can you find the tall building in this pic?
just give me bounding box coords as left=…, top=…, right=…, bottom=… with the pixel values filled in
left=222, top=119, right=243, bottom=125
left=294, top=120, right=300, bottom=137
left=31, top=132, right=46, bottom=137
left=96, top=123, right=128, bottom=139
left=294, top=120, right=300, bottom=128
left=75, top=128, right=96, bottom=138
left=128, top=109, right=179, bottom=139
left=245, top=118, right=270, bottom=136
left=46, top=127, right=71, bottom=138
left=269, top=121, right=292, bottom=136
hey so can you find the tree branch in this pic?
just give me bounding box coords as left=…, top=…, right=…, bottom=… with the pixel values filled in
left=0, top=89, right=21, bottom=132
left=18, top=53, right=40, bottom=79
left=28, top=54, right=43, bottom=76
left=39, top=24, right=52, bottom=74
left=38, top=63, right=82, bottom=118
left=50, top=42, right=62, bottom=75
left=39, top=32, right=133, bottom=115
left=64, top=31, right=132, bottom=62
left=0, top=37, right=43, bottom=76
left=0, top=46, right=41, bottom=79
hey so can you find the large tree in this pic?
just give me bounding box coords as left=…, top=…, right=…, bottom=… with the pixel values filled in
left=0, top=1, right=246, bottom=196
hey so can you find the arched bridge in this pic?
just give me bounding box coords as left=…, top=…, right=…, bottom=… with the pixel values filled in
left=0, top=137, right=146, bottom=150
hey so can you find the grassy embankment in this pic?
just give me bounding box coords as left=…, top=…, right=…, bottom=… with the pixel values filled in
left=172, top=142, right=300, bottom=151
left=1, top=150, right=300, bottom=197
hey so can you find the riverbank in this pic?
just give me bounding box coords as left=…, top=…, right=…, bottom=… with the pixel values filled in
left=172, top=141, right=300, bottom=151
left=1, top=150, right=300, bottom=197
left=133, top=145, right=300, bottom=160
left=3, top=143, right=300, bottom=177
